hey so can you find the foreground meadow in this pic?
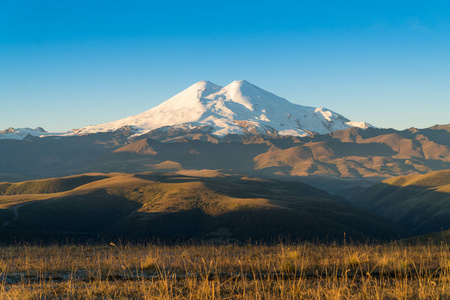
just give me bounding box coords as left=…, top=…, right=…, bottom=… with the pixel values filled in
left=0, top=242, right=449, bottom=299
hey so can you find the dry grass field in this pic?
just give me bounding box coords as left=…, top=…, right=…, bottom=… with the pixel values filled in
left=0, top=241, right=449, bottom=299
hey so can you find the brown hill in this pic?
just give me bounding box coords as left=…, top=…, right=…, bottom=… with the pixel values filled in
left=113, top=139, right=157, bottom=155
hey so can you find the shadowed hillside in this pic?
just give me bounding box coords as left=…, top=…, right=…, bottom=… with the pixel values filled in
left=350, top=170, right=450, bottom=235
left=0, top=172, right=404, bottom=243
left=402, top=229, right=450, bottom=244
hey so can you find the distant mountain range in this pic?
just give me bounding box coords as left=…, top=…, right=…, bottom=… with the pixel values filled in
left=0, top=79, right=448, bottom=191
left=1, top=80, right=371, bottom=140
left=0, top=81, right=449, bottom=243
left=0, top=124, right=449, bottom=198
left=5, top=81, right=449, bottom=190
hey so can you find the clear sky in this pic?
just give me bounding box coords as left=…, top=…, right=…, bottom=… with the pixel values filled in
left=1, top=0, right=449, bottom=132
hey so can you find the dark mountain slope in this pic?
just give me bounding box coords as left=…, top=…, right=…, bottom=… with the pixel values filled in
left=350, top=170, right=450, bottom=235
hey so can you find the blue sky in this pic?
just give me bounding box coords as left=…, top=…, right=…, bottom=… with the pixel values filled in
left=1, top=0, right=449, bottom=131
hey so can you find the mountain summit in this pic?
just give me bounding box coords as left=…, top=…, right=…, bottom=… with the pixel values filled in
left=76, top=80, right=371, bottom=137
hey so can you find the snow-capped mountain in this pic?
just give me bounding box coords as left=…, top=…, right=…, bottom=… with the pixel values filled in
left=0, top=127, right=47, bottom=140
left=76, top=80, right=371, bottom=137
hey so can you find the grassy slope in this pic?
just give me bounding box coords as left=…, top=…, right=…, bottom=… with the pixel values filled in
left=350, top=170, right=450, bottom=235
left=0, top=172, right=403, bottom=243
left=0, top=174, right=108, bottom=195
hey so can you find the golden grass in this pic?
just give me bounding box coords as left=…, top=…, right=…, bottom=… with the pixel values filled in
left=0, top=173, right=146, bottom=208
left=0, top=242, right=449, bottom=299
